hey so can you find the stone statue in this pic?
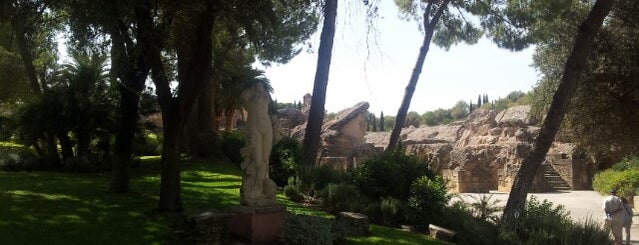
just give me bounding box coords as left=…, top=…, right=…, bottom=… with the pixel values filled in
left=239, top=84, right=277, bottom=206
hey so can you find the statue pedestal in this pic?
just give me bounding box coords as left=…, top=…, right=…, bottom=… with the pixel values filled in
left=228, top=205, right=287, bottom=243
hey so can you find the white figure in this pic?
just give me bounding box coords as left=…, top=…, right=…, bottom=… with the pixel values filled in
left=239, top=84, right=277, bottom=206
left=603, top=189, right=624, bottom=245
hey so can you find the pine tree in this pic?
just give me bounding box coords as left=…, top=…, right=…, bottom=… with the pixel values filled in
left=372, top=113, right=378, bottom=132
left=380, top=111, right=385, bottom=131
left=469, top=101, right=473, bottom=113
left=477, top=94, right=482, bottom=108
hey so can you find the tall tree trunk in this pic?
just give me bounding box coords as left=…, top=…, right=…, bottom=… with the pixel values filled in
left=154, top=1, right=215, bottom=212
left=191, top=78, right=217, bottom=158
left=301, top=0, right=338, bottom=165
left=57, top=132, right=74, bottom=163
left=109, top=8, right=150, bottom=193
left=387, top=1, right=449, bottom=151
left=44, top=132, right=60, bottom=170
left=15, top=25, right=42, bottom=95
left=501, top=0, right=614, bottom=230
left=110, top=72, right=145, bottom=192
left=158, top=104, right=183, bottom=212
left=225, top=109, right=234, bottom=131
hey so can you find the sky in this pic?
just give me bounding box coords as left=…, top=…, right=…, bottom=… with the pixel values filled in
left=259, top=1, right=540, bottom=115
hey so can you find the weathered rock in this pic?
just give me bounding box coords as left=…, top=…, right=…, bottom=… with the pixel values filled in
left=277, top=108, right=306, bottom=129
left=287, top=102, right=379, bottom=166
left=364, top=105, right=589, bottom=193
left=495, top=105, right=537, bottom=127
left=336, top=212, right=370, bottom=236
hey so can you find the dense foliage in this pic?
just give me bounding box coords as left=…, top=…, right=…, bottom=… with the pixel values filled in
left=593, top=157, right=639, bottom=197
left=280, top=215, right=335, bottom=245
left=530, top=0, right=639, bottom=167
left=352, top=150, right=433, bottom=200
left=270, top=136, right=302, bottom=186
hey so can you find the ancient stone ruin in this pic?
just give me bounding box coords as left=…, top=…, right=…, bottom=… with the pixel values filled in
left=280, top=101, right=380, bottom=170
left=366, top=105, right=592, bottom=193
left=277, top=97, right=591, bottom=193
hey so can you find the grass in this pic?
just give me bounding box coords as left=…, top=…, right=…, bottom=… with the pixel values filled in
left=0, top=154, right=448, bottom=245
left=344, top=225, right=453, bottom=245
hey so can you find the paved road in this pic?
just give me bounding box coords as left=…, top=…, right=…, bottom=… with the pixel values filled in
left=456, top=191, right=638, bottom=244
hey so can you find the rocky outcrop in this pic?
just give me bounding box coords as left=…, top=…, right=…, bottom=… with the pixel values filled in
left=287, top=102, right=382, bottom=167
left=277, top=108, right=306, bottom=130
left=365, top=105, right=588, bottom=193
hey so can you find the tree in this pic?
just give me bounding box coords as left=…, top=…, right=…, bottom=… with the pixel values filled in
left=405, top=111, right=421, bottom=127
left=139, top=0, right=317, bottom=212
left=2, top=0, right=65, bottom=166
left=302, top=0, right=338, bottom=165
left=530, top=0, right=639, bottom=167
left=477, top=94, right=482, bottom=108
left=372, top=113, right=378, bottom=132
left=502, top=0, right=614, bottom=230
left=450, top=100, right=469, bottom=120
left=380, top=111, right=385, bottom=131
left=387, top=0, right=483, bottom=151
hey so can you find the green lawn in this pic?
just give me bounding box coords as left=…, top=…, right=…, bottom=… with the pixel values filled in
left=0, top=156, right=447, bottom=244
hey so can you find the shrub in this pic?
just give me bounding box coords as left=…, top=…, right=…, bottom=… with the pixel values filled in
left=319, top=183, right=367, bottom=214
left=379, top=196, right=407, bottom=226
left=218, top=131, right=245, bottom=164
left=593, top=157, right=639, bottom=198
left=562, top=218, right=613, bottom=245
left=502, top=196, right=572, bottom=244
left=437, top=197, right=612, bottom=245
left=0, top=143, right=40, bottom=171
left=132, top=132, right=162, bottom=156
left=269, top=137, right=302, bottom=186
left=352, top=150, right=433, bottom=200
left=436, top=201, right=500, bottom=245
left=468, top=194, right=503, bottom=222
left=307, top=164, right=345, bottom=192
left=281, top=214, right=333, bottom=245
left=284, top=177, right=304, bottom=202
left=407, top=176, right=449, bottom=229
left=0, top=116, right=15, bottom=141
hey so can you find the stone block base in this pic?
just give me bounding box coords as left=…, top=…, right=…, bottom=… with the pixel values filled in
left=190, top=210, right=233, bottom=245
left=228, top=205, right=287, bottom=243
left=336, top=212, right=370, bottom=236
left=428, top=224, right=456, bottom=242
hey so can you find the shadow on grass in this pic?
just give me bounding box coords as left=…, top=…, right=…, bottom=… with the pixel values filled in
left=0, top=159, right=245, bottom=245
left=0, top=172, right=166, bottom=245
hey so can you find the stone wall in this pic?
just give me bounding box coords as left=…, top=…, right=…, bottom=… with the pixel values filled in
left=367, top=106, right=593, bottom=193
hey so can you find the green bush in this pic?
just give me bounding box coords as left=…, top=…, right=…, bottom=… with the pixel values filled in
left=281, top=214, right=333, bottom=245
left=0, top=116, right=15, bottom=141
left=593, top=157, right=639, bottom=197
left=132, top=132, right=162, bottom=156
left=504, top=196, right=572, bottom=244
left=562, top=218, right=612, bottom=245
left=437, top=197, right=611, bottom=245
left=352, top=150, right=433, bottom=200
left=436, top=201, right=500, bottom=245
left=407, top=176, right=449, bottom=229
left=218, top=131, right=245, bottom=164
left=319, top=183, right=367, bottom=214
left=284, top=177, right=304, bottom=202
left=379, top=196, right=407, bottom=226
left=0, top=143, right=40, bottom=171
left=269, top=136, right=302, bottom=186
left=307, top=164, right=345, bottom=192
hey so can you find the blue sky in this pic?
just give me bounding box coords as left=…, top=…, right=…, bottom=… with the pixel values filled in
left=259, top=1, right=539, bottom=115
